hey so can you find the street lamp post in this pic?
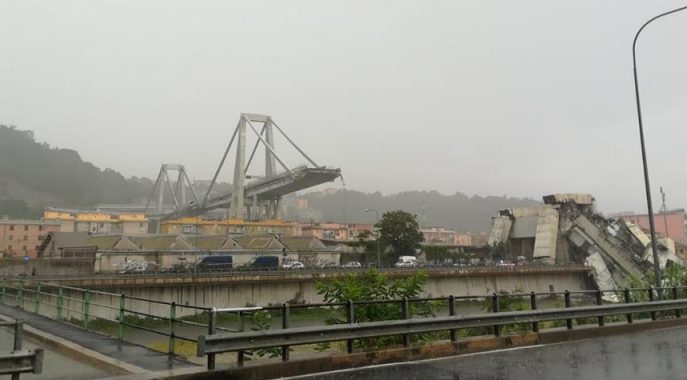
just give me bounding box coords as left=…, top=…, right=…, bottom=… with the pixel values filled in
left=364, top=208, right=381, bottom=269
left=632, top=5, right=687, bottom=289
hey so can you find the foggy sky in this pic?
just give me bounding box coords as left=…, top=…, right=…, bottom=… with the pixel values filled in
left=1, top=1, right=687, bottom=214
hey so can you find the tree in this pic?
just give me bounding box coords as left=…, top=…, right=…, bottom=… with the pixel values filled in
left=377, top=210, right=424, bottom=256
left=315, top=268, right=438, bottom=348
left=423, top=245, right=452, bottom=263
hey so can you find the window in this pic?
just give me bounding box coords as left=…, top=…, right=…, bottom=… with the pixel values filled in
left=7, top=245, right=11, bottom=251
left=9, top=225, right=14, bottom=231
left=22, top=245, right=27, bottom=251
left=24, top=225, right=29, bottom=231
left=8, top=235, right=13, bottom=241
left=23, top=235, right=27, bottom=241
left=39, top=225, right=44, bottom=231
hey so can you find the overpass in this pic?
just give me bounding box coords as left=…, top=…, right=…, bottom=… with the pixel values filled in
left=18, top=266, right=593, bottom=313
left=0, top=275, right=684, bottom=379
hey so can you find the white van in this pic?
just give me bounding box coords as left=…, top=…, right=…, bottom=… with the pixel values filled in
left=394, top=256, right=418, bottom=268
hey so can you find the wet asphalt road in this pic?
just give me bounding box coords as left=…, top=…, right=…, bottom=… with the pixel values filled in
left=288, top=326, right=687, bottom=380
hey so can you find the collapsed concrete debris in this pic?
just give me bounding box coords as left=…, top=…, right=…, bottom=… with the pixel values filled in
left=487, top=193, right=684, bottom=290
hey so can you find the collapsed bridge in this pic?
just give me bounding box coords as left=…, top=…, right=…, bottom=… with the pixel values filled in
left=145, top=113, right=341, bottom=221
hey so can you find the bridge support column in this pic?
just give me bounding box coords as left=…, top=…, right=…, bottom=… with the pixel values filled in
left=230, top=119, right=247, bottom=219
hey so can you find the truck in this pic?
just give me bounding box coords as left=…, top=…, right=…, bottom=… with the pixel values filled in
left=394, top=256, right=418, bottom=268
left=196, top=255, right=233, bottom=272
left=246, top=255, right=279, bottom=269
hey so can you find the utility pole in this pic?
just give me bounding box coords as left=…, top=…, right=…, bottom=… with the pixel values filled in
left=632, top=5, right=687, bottom=289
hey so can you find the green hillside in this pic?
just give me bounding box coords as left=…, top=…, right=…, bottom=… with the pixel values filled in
left=0, top=125, right=153, bottom=218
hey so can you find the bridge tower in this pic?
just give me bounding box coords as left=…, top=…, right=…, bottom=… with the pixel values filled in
left=145, top=164, right=200, bottom=214
left=203, top=113, right=323, bottom=220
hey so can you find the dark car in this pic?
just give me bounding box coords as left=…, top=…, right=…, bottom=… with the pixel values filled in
left=196, top=255, right=233, bottom=272
left=247, top=255, right=279, bottom=269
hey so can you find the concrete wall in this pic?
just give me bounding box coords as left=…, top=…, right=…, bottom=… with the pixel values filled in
left=95, top=251, right=340, bottom=272
left=0, top=258, right=94, bottom=276
left=52, top=269, right=591, bottom=318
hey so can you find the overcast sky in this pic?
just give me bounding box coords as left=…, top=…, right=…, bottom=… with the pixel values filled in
left=1, top=1, right=686, bottom=213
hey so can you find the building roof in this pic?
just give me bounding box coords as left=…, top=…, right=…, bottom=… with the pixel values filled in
left=129, top=235, right=192, bottom=250
left=189, top=235, right=230, bottom=250
left=38, top=231, right=90, bottom=256
left=233, top=235, right=284, bottom=250
left=280, top=236, right=328, bottom=251
left=0, top=219, right=61, bottom=226
left=86, top=235, right=124, bottom=250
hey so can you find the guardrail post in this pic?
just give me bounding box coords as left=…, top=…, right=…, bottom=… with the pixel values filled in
left=207, top=308, right=216, bottom=370
left=168, top=302, right=176, bottom=362
left=117, top=294, right=125, bottom=340
left=281, top=303, right=290, bottom=361
left=34, top=283, right=42, bottom=314
left=0, top=279, right=4, bottom=304
left=673, top=287, right=681, bottom=318
left=530, top=292, right=538, bottom=333
left=12, top=320, right=23, bottom=380
left=401, top=297, right=410, bottom=347
left=492, top=293, right=500, bottom=337
left=18, top=280, right=24, bottom=309
left=448, top=295, right=457, bottom=343
left=596, top=290, right=604, bottom=327
left=83, top=290, right=91, bottom=329
left=624, top=288, right=633, bottom=324
left=346, top=300, right=355, bottom=353
left=648, top=287, right=656, bottom=321
left=237, top=311, right=245, bottom=367
left=564, top=290, right=573, bottom=330
left=56, top=286, right=64, bottom=321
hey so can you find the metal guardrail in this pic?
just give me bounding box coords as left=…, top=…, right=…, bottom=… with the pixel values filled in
left=195, top=286, right=687, bottom=369
left=1, top=276, right=685, bottom=371
left=0, top=320, right=43, bottom=379
left=16, top=264, right=591, bottom=280
left=0, top=278, right=213, bottom=365
left=198, top=299, right=687, bottom=354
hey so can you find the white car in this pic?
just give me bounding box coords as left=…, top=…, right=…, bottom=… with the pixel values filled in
left=290, top=262, right=305, bottom=270
left=283, top=261, right=305, bottom=270
left=343, top=261, right=362, bottom=268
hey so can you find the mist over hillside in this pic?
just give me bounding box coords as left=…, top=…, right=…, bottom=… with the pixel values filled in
left=0, top=125, right=154, bottom=218
left=0, top=125, right=540, bottom=228
left=294, top=189, right=541, bottom=233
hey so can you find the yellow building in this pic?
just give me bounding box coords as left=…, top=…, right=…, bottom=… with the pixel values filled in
left=43, top=209, right=149, bottom=235
left=160, top=217, right=297, bottom=236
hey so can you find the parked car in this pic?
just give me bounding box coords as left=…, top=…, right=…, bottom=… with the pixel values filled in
left=395, top=256, right=418, bottom=268
left=246, top=256, right=279, bottom=269
left=290, top=262, right=305, bottom=270
left=495, top=260, right=516, bottom=268
left=282, top=261, right=305, bottom=270
left=196, top=255, right=233, bottom=272
left=343, top=261, right=362, bottom=268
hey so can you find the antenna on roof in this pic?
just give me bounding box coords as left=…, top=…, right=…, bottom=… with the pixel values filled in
left=659, top=186, right=669, bottom=237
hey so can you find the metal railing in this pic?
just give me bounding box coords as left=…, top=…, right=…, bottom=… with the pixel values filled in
left=197, top=298, right=687, bottom=359
left=18, top=263, right=591, bottom=280
left=0, top=319, right=43, bottom=379
left=0, top=278, right=214, bottom=365
left=2, top=277, right=686, bottom=370
left=194, top=285, right=687, bottom=369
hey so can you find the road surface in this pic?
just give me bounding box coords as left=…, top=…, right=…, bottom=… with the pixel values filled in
left=287, top=326, right=687, bottom=380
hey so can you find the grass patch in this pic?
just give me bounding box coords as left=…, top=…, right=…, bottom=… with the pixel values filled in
left=147, top=340, right=198, bottom=359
